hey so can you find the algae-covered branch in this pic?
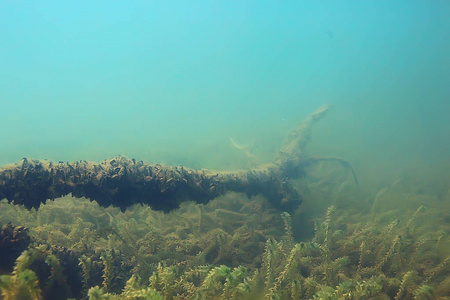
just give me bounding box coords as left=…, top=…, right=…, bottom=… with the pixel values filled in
left=0, top=105, right=356, bottom=212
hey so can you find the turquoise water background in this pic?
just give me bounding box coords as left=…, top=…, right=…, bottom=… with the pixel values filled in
left=1, top=1, right=449, bottom=184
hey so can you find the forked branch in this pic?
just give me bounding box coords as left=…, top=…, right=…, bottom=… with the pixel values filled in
left=0, top=105, right=356, bottom=212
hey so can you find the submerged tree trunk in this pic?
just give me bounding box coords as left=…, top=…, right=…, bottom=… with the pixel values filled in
left=0, top=105, right=356, bottom=212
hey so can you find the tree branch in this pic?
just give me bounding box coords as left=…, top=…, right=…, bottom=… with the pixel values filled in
left=0, top=105, right=356, bottom=212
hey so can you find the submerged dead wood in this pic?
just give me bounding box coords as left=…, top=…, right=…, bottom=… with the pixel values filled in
left=0, top=105, right=357, bottom=212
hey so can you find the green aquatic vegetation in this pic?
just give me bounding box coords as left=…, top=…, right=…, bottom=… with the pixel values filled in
left=412, top=284, right=434, bottom=300
left=0, top=192, right=282, bottom=275
left=122, top=275, right=163, bottom=300
left=424, top=256, right=450, bottom=284
left=1, top=171, right=450, bottom=299
left=266, top=243, right=302, bottom=299
left=281, top=212, right=294, bottom=252
left=87, top=286, right=110, bottom=300
left=100, top=250, right=114, bottom=293
left=79, top=255, right=94, bottom=293
left=199, top=265, right=247, bottom=299
left=353, top=275, right=385, bottom=298
left=395, top=270, right=417, bottom=300
left=149, top=263, right=178, bottom=299
left=0, top=246, right=43, bottom=300
left=319, top=205, right=336, bottom=286
left=86, top=275, right=164, bottom=300
left=0, top=244, right=70, bottom=300
left=307, top=275, right=386, bottom=299
left=251, top=202, right=450, bottom=299
left=0, top=268, right=42, bottom=300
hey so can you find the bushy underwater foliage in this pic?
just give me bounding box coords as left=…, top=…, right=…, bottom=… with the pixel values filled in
left=0, top=165, right=450, bottom=299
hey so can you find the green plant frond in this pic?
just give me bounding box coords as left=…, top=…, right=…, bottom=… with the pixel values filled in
left=0, top=268, right=43, bottom=300
left=395, top=270, right=417, bottom=300
left=281, top=212, right=294, bottom=252
left=412, top=284, right=434, bottom=300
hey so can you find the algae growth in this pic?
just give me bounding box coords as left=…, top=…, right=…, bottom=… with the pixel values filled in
left=0, top=163, right=449, bottom=299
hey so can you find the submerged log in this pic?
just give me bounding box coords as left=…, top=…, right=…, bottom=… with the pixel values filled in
left=0, top=105, right=356, bottom=212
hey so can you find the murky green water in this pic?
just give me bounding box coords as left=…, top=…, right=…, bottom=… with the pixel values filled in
left=0, top=1, right=449, bottom=299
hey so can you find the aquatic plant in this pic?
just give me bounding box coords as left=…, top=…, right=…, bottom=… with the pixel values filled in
left=0, top=245, right=45, bottom=300
left=0, top=243, right=83, bottom=299
left=0, top=165, right=449, bottom=299
left=412, top=284, right=434, bottom=300
left=0, top=268, right=42, bottom=300
left=0, top=223, right=31, bottom=271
